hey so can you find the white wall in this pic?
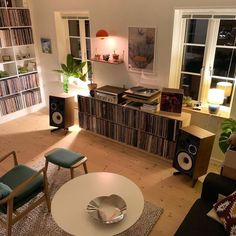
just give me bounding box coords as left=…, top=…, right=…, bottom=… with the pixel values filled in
left=29, top=0, right=236, bottom=162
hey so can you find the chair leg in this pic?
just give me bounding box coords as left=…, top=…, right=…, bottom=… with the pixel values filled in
left=83, top=162, right=88, bottom=174
left=43, top=169, right=51, bottom=212
left=45, top=160, right=49, bottom=172
left=6, top=199, right=13, bottom=236
left=70, top=168, right=74, bottom=179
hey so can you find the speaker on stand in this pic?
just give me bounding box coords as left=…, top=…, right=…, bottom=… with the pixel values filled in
left=173, top=125, right=215, bottom=186
left=49, top=95, right=74, bottom=133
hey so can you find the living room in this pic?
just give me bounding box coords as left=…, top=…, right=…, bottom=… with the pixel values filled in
left=1, top=0, right=236, bottom=235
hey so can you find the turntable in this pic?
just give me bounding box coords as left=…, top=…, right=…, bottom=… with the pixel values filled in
left=124, top=86, right=160, bottom=101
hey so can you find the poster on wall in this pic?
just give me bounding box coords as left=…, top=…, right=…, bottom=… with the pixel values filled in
left=40, top=38, right=52, bottom=54
left=128, top=27, right=156, bottom=73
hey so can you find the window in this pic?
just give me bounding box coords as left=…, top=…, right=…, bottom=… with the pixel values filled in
left=170, top=10, right=236, bottom=113
left=54, top=12, right=92, bottom=84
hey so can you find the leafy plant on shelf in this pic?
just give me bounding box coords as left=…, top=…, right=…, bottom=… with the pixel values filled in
left=0, top=70, right=9, bottom=78
left=54, top=54, right=88, bottom=93
left=219, top=118, right=236, bottom=153
left=18, top=66, right=29, bottom=74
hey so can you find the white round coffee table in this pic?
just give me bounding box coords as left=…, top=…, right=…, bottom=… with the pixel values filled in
left=51, top=172, right=144, bottom=236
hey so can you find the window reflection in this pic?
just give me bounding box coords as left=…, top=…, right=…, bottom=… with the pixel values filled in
left=217, top=20, right=236, bottom=46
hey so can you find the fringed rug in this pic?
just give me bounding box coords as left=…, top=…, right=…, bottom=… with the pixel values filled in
left=0, top=160, right=164, bottom=236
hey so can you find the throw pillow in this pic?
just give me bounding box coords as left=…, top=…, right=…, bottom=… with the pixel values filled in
left=214, top=191, right=236, bottom=235
left=0, top=182, right=12, bottom=199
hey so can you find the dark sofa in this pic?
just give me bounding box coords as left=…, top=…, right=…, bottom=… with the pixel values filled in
left=175, top=173, right=236, bottom=236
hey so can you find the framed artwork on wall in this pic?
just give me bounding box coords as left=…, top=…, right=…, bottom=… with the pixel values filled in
left=40, top=38, right=52, bottom=54
left=128, top=27, right=156, bottom=73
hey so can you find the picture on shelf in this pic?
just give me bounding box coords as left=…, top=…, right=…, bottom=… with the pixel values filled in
left=2, top=55, right=11, bottom=62
left=128, top=27, right=156, bottom=73
left=160, top=88, right=184, bottom=114
left=40, top=38, right=52, bottom=54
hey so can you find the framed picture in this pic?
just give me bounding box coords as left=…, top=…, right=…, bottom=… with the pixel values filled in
left=40, top=38, right=52, bottom=54
left=160, top=88, right=184, bottom=114
left=128, top=27, right=156, bottom=73
left=2, top=55, right=11, bottom=62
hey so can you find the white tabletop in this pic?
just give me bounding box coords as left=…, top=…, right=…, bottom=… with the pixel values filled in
left=51, top=172, right=144, bottom=236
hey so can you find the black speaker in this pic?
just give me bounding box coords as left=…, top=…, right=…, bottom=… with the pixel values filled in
left=49, top=95, right=74, bottom=130
left=173, top=125, right=215, bottom=182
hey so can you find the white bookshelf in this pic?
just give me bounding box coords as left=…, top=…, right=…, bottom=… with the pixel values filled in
left=0, top=0, right=44, bottom=123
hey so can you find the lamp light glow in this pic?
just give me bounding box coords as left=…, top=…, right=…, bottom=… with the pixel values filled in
left=207, top=88, right=224, bottom=114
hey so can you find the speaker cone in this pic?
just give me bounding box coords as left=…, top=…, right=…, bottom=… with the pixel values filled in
left=51, top=103, right=57, bottom=111
left=52, top=112, right=63, bottom=125
left=176, top=152, right=193, bottom=171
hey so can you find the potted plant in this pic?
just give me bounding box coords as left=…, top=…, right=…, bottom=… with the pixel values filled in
left=87, top=72, right=97, bottom=97
left=54, top=54, right=87, bottom=93
left=219, top=118, right=236, bottom=153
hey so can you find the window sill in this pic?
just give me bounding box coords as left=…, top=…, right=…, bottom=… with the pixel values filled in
left=182, top=106, right=230, bottom=119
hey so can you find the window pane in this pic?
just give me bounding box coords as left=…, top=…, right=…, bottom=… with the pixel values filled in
left=217, top=20, right=236, bottom=46
left=68, top=20, right=80, bottom=37
left=70, top=38, right=81, bottom=58
left=213, top=48, right=236, bottom=78
left=86, top=39, right=91, bottom=59
left=182, top=45, right=205, bottom=73
left=85, top=20, right=90, bottom=37
left=180, top=73, right=201, bottom=100
left=185, top=19, right=208, bottom=44
left=210, top=77, right=234, bottom=106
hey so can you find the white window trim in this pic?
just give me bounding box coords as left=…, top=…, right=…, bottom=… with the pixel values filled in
left=169, top=8, right=236, bottom=117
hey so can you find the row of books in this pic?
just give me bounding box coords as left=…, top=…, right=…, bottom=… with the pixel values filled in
left=0, top=94, right=23, bottom=115
left=78, top=113, right=138, bottom=147
left=0, top=29, right=11, bottom=47
left=78, top=95, right=182, bottom=141
left=0, top=9, right=9, bottom=27
left=8, top=9, right=31, bottom=26
left=11, top=27, right=33, bottom=45
left=23, top=89, right=41, bottom=107
left=138, top=131, right=176, bottom=159
left=0, top=73, right=39, bottom=97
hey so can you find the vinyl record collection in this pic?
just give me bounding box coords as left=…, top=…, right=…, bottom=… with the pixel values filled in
left=0, top=73, right=39, bottom=96
left=11, top=28, right=33, bottom=45
left=0, top=29, right=11, bottom=47
left=23, top=89, right=41, bottom=107
left=0, top=94, right=23, bottom=115
left=78, top=95, right=182, bottom=160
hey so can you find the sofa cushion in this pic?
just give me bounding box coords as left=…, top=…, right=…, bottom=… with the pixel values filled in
left=175, top=199, right=227, bottom=236
left=0, top=182, right=12, bottom=199
left=214, top=191, right=236, bottom=235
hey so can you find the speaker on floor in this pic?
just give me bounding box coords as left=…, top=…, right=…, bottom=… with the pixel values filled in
left=173, top=125, right=215, bottom=182
left=49, top=95, right=74, bottom=130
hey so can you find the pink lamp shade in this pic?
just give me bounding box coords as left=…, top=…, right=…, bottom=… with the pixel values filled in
left=96, top=29, right=109, bottom=39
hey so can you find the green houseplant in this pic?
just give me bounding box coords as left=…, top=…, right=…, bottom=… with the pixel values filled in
left=219, top=118, right=236, bottom=153
left=54, top=54, right=87, bottom=93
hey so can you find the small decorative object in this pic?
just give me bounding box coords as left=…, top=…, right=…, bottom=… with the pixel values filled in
left=207, top=88, right=224, bottom=114
left=53, top=54, right=88, bottom=93
left=112, top=51, right=119, bottom=62
left=219, top=118, right=236, bottom=153
left=102, top=54, right=110, bottom=61
left=87, top=74, right=97, bottom=97
left=0, top=70, right=9, bottom=78
left=87, top=194, right=127, bottom=224
left=183, top=96, right=192, bottom=107
left=28, top=61, right=36, bottom=71
left=40, top=38, right=52, bottom=54
left=160, top=88, right=184, bottom=114
left=95, top=54, right=101, bottom=60
left=128, top=27, right=156, bottom=73
left=192, top=101, right=202, bottom=110
left=2, top=55, right=11, bottom=62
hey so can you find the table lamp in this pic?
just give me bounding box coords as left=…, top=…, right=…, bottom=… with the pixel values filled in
left=216, top=81, right=232, bottom=104
left=207, top=88, right=224, bottom=114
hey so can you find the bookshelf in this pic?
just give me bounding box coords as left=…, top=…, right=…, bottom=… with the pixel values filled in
left=78, top=95, right=191, bottom=160
left=0, top=0, right=44, bottom=123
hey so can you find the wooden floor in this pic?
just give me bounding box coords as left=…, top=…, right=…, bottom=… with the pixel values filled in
left=0, top=109, right=221, bottom=236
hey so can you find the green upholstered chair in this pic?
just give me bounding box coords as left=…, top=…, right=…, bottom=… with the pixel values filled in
left=0, top=151, right=51, bottom=236
left=45, top=148, right=88, bottom=179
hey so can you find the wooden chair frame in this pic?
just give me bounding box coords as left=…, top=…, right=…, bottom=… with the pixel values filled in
left=0, top=151, right=51, bottom=236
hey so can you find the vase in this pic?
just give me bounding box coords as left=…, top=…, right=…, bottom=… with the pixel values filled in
left=87, top=83, right=97, bottom=97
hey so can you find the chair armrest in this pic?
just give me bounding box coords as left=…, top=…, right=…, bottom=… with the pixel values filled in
left=0, top=167, right=45, bottom=204
left=201, top=172, right=236, bottom=204
left=0, top=151, right=18, bottom=166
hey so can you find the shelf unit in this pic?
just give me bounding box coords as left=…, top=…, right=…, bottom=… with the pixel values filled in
left=78, top=95, right=191, bottom=160
left=90, top=58, right=124, bottom=65
left=0, top=0, right=44, bottom=123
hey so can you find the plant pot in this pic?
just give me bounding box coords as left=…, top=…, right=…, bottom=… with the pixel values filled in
left=112, top=54, right=119, bottom=62
left=88, top=83, right=97, bottom=97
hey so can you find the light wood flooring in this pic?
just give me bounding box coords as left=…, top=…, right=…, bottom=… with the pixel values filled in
left=0, top=109, right=221, bottom=236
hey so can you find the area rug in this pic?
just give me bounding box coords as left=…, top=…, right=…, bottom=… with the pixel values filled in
left=0, top=160, right=164, bottom=236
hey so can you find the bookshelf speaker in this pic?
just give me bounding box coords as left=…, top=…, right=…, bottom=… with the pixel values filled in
left=49, top=95, right=74, bottom=130
left=173, top=125, right=215, bottom=184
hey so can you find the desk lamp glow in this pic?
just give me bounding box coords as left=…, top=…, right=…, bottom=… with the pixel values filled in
left=207, top=88, right=224, bottom=114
